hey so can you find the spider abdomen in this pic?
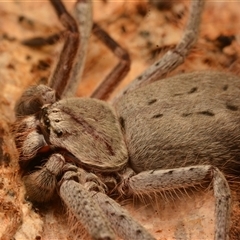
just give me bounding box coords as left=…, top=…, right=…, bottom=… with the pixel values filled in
left=115, top=71, right=240, bottom=174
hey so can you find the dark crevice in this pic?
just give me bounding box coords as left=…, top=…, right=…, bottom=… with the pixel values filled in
left=119, top=116, right=125, bottom=132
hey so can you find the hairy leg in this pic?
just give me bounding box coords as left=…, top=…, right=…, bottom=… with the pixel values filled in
left=91, top=191, right=155, bottom=240
left=122, top=165, right=231, bottom=240
left=113, top=0, right=204, bottom=102
left=59, top=171, right=115, bottom=240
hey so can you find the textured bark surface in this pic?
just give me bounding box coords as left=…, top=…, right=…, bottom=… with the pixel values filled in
left=0, top=1, right=240, bottom=239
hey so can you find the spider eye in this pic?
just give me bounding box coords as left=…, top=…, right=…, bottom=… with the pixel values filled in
left=54, top=130, right=63, bottom=137
left=52, top=109, right=59, bottom=113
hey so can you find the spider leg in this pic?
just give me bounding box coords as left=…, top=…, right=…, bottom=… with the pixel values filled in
left=22, top=1, right=130, bottom=100
left=74, top=167, right=108, bottom=193
left=14, top=84, right=56, bottom=117
left=13, top=116, right=47, bottom=164
left=91, top=191, right=156, bottom=240
left=60, top=168, right=155, bottom=240
left=56, top=164, right=154, bottom=240
left=121, top=165, right=231, bottom=240
left=47, top=0, right=92, bottom=98
left=62, top=0, right=93, bottom=98
left=19, top=0, right=92, bottom=99
left=59, top=171, right=116, bottom=240
left=23, top=152, right=116, bottom=239
left=23, top=153, right=65, bottom=202
left=113, top=0, right=204, bottom=102
left=47, top=0, right=79, bottom=98
left=90, top=23, right=130, bottom=100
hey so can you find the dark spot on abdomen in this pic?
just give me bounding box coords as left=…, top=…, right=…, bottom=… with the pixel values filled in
left=188, top=87, right=197, bottom=94
left=152, top=114, right=163, bottom=119
left=223, top=85, right=228, bottom=91
left=147, top=99, right=157, bottom=105
left=226, top=103, right=238, bottom=111
left=197, top=110, right=215, bottom=116
left=182, top=113, right=192, bottom=117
